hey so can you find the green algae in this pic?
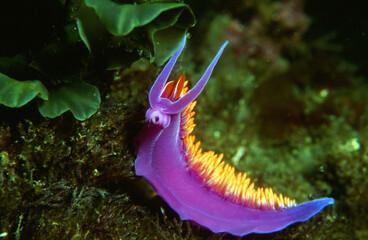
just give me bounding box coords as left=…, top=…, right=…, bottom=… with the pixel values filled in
left=1, top=0, right=368, bottom=239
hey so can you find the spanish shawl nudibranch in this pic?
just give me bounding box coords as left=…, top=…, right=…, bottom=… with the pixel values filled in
left=134, top=38, right=334, bottom=236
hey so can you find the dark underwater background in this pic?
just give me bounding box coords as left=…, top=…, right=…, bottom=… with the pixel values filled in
left=0, top=0, right=367, bottom=239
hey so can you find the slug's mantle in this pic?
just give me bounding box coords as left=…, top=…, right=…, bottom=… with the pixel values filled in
left=134, top=38, right=334, bottom=236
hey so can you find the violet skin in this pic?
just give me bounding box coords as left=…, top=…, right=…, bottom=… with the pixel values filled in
left=135, top=37, right=334, bottom=236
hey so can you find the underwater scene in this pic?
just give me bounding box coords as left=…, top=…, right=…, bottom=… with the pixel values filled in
left=0, top=0, right=367, bottom=239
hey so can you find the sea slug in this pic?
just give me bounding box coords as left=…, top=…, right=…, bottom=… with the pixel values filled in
left=134, top=37, right=334, bottom=236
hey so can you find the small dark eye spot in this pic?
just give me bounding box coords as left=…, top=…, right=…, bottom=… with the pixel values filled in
left=154, top=116, right=159, bottom=122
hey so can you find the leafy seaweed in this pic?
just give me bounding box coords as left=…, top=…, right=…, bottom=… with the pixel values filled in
left=76, top=19, right=92, bottom=53
left=0, top=0, right=196, bottom=121
left=0, top=72, right=48, bottom=108
left=38, top=81, right=101, bottom=121
left=80, top=0, right=195, bottom=65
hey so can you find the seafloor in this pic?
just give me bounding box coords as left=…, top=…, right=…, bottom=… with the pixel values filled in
left=0, top=0, right=367, bottom=239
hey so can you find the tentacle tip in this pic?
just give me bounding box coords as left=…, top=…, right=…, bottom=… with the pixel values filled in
left=180, top=35, right=187, bottom=48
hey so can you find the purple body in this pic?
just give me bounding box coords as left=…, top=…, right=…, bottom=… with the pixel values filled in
left=135, top=37, right=334, bottom=236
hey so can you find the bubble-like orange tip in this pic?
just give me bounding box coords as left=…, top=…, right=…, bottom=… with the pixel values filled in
left=162, top=74, right=187, bottom=101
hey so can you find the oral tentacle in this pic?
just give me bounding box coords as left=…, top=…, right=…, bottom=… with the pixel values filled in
left=149, top=37, right=187, bottom=108
left=165, top=41, right=229, bottom=114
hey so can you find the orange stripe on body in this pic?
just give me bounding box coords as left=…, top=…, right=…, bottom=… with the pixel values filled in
left=164, top=75, right=296, bottom=210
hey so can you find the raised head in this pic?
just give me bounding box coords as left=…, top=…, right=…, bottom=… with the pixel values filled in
left=146, top=38, right=228, bottom=128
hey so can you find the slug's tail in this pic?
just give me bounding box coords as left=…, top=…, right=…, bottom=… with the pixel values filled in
left=225, top=197, right=335, bottom=236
